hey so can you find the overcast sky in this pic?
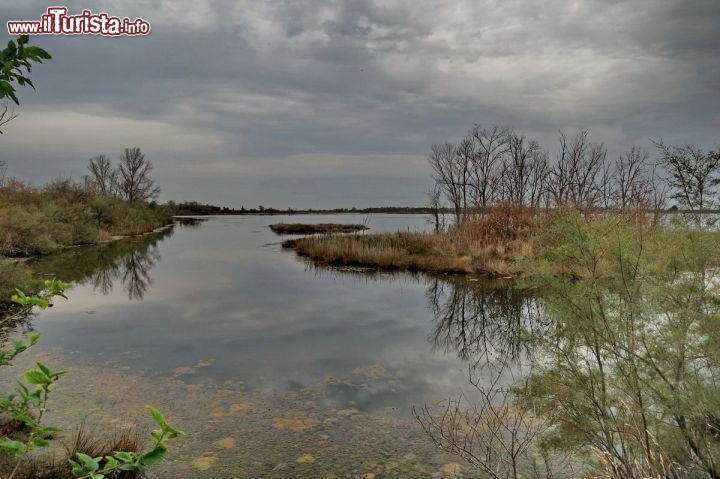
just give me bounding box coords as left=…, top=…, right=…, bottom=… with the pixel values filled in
left=1, top=0, right=718, bottom=208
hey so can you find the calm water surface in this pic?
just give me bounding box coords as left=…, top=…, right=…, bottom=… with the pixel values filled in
left=20, top=214, right=532, bottom=478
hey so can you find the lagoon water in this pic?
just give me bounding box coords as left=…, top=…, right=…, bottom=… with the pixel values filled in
left=20, top=215, right=530, bottom=478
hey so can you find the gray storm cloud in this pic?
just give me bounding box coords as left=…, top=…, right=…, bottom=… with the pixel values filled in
left=1, top=0, right=718, bottom=208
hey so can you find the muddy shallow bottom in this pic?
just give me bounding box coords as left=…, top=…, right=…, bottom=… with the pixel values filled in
left=3, top=347, right=478, bottom=478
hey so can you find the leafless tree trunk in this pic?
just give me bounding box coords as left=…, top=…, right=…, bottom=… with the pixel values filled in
left=118, top=147, right=160, bottom=202
left=615, top=146, right=650, bottom=210
left=426, top=184, right=445, bottom=232
left=86, top=154, right=119, bottom=197
left=455, top=135, right=476, bottom=216
left=429, top=142, right=464, bottom=225
left=470, top=125, right=508, bottom=209
left=648, top=164, right=669, bottom=222
left=502, top=130, right=545, bottom=207
left=548, top=129, right=606, bottom=208
left=528, top=150, right=549, bottom=209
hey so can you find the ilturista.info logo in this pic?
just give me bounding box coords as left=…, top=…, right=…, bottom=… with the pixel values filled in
left=7, top=7, right=151, bottom=36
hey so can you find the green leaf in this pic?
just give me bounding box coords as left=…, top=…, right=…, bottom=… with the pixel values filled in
left=141, top=445, right=166, bottom=465
left=102, top=455, right=118, bottom=470
left=36, top=425, right=62, bottom=437
left=24, top=369, right=50, bottom=385
left=28, top=332, right=41, bottom=346
left=36, top=362, right=65, bottom=379
left=113, top=451, right=134, bottom=462
left=148, top=405, right=185, bottom=437
left=37, top=362, right=52, bottom=377
left=148, top=405, right=167, bottom=427
left=76, top=452, right=100, bottom=471
left=69, top=459, right=84, bottom=475
left=13, top=412, right=37, bottom=427
left=32, top=437, right=49, bottom=447
left=0, top=438, right=27, bottom=456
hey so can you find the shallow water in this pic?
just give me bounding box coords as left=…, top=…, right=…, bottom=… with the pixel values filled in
left=10, top=214, right=534, bottom=478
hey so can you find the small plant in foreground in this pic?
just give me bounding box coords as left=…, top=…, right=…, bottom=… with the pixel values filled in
left=1, top=280, right=68, bottom=478
left=1, top=280, right=184, bottom=479
left=69, top=406, right=185, bottom=479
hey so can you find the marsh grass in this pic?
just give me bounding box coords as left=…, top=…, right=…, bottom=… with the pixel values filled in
left=269, top=223, right=369, bottom=235
left=283, top=207, right=720, bottom=278
left=283, top=207, right=540, bottom=276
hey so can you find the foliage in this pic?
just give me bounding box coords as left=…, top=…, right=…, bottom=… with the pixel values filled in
left=0, top=35, right=51, bottom=105
left=0, top=282, right=184, bottom=479
left=0, top=178, right=173, bottom=257
left=1, top=280, right=68, bottom=478
left=519, top=210, right=720, bottom=478
left=68, top=406, right=185, bottom=479
left=0, top=35, right=51, bottom=134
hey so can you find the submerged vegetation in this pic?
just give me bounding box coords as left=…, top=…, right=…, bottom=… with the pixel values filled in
left=269, top=222, right=369, bottom=235
left=0, top=282, right=185, bottom=479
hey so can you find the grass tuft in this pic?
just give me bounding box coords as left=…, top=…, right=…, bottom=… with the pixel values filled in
left=269, top=223, right=369, bottom=235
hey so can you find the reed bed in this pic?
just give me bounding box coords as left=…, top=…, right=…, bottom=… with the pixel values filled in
left=269, top=223, right=369, bottom=235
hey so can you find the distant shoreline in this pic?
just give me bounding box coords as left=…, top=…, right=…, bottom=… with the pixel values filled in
left=171, top=206, right=720, bottom=216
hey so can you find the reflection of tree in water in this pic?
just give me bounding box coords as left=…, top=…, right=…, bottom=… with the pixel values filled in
left=426, top=277, right=545, bottom=368
left=418, top=278, right=574, bottom=478
left=32, top=226, right=173, bottom=301
left=118, top=246, right=161, bottom=300
left=174, top=217, right=207, bottom=229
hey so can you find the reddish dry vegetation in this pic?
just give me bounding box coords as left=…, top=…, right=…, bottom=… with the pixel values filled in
left=269, top=223, right=369, bottom=235
left=283, top=207, right=541, bottom=277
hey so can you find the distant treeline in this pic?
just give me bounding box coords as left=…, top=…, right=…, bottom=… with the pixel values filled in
left=171, top=201, right=438, bottom=215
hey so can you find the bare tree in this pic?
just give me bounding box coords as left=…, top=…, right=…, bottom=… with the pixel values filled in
left=426, top=184, right=445, bottom=232
left=528, top=150, right=550, bottom=208
left=606, top=146, right=656, bottom=211
left=648, top=164, right=669, bottom=221
left=429, top=142, right=465, bottom=225
left=502, top=130, right=545, bottom=207
left=548, top=129, right=606, bottom=208
left=652, top=140, right=720, bottom=218
left=547, top=131, right=573, bottom=206
left=455, top=135, right=476, bottom=215
left=118, top=147, right=160, bottom=202
left=85, top=154, right=119, bottom=197
left=470, top=125, right=508, bottom=209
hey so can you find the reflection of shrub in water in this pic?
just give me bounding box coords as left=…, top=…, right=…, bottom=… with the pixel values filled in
left=426, top=277, right=544, bottom=367
left=31, top=227, right=173, bottom=301
left=418, top=277, right=574, bottom=479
